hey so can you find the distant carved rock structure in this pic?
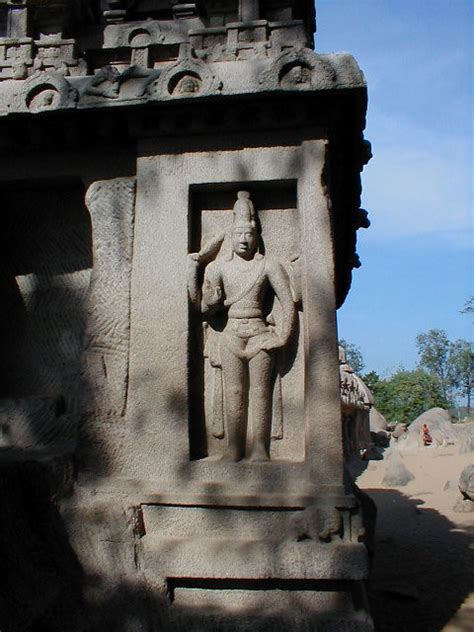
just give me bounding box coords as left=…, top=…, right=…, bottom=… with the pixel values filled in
left=0, top=1, right=372, bottom=630
left=339, top=345, right=378, bottom=460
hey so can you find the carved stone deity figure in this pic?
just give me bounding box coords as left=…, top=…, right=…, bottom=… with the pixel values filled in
left=188, top=191, right=296, bottom=461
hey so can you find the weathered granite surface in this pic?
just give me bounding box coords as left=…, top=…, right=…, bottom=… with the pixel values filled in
left=0, top=1, right=372, bottom=630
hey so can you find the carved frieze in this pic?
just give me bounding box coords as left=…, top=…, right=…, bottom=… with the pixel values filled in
left=149, top=55, right=222, bottom=99
left=0, top=38, right=33, bottom=80
left=11, top=71, right=77, bottom=113
left=0, top=39, right=366, bottom=115
left=103, top=20, right=168, bottom=49
left=259, top=48, right=338, bottom=91
left=0, top=36, right=86, bottom=81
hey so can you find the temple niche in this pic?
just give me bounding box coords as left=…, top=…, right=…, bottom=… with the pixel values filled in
left=188, top=187, right=304, bottom=462
left=0, top=1, right=373, bottom=631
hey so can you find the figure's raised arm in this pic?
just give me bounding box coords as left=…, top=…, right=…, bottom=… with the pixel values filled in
left=202, top=261, right=224, bottom=312
left=188, top=231, right=227, bottom=310
left=187, top=253, right=202, bottom=309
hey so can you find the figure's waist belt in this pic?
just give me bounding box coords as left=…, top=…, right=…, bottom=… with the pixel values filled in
left=226, top=317, right=268, bottom=337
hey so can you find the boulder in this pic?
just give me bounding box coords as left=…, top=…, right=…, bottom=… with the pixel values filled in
left=382, top=449, right=415, bottom=487
left=459, top=464, right=474, bottom=501
left=391, top=423, right=407, bottom=440
left=370, top=408, right=390, bottom=447
left=407, top=408, right=457, bottom=446
left=373, top=431, right=390, bottom=448
left=396, top=429, right=423, bottom=455
left=453, top=498, right=474, bottom=513
left=369, top=407, right=388, bottom=433
left=459, top=423, right=474, bottom=454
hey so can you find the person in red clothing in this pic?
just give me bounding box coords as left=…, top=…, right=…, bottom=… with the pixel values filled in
left=422, top=423, right=433, bottom=446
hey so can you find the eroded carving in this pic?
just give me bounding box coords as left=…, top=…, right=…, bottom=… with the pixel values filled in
left=13, top=71, right=78, bottom=113
left=259, top=49, right=337, bottom=91
left=84, top=178, right=137, bottom=418
left=188, top=191, right=296, bottom=461
left=280, top=64, right=312, bottom=88
left=173, top=73, right=202, bottom=95
left=339, top=345, right=373, bottom=410
left=150, top=55, right=222, bottom=100
left=83, top=65, right=121, bottom=99
left=0, top=34, right=86, bottom=82
left=290, top=504, right=343, bottom=543
left=0, top=396, right=76, bottom=459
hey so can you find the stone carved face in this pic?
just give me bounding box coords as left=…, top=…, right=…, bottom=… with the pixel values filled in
left=281, top=65, right=312, bottom=88
left=232, top=222, right=258, bottom=259
left=175, top=75, right=201, bottom=95
left=27, top=87, right=60, bottom=112
left=289, top=65, right=311, bottom=84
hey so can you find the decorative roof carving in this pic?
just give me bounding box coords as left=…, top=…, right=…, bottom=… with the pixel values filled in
left=0, top=0, right=367, bottom=117
left=148, top=52, right=222, bottom=99
left=11, top=70, right=77, bottom=113
left=0, top=48, right=365, bottom=115
left=259, top=48, right=367, bottom=92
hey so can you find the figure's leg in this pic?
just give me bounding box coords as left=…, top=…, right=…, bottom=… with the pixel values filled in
left=248, top=350, right=273, bottom=461
left=220, top=340, right=247, bottom=461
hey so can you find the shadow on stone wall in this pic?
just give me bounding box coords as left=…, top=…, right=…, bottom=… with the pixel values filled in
left=0, top=148, right=370, bottom=631
left=0, top=178, right=92, bottom=631
left=0, top=179, right=92, bottom=460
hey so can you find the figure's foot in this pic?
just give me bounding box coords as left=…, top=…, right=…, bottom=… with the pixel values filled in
left=220, top=449, right=242, bottom=462
left=248, top=447, right=270, bottom=462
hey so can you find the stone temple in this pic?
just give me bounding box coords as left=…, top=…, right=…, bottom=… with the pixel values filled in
left=0, top=1, right=372, bottom=630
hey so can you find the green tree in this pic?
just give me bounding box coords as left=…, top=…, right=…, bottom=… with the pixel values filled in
left=371, top=369, right=449, bottom=425
left=416, top=328, right=473, bottom=409
left=339, top=339, right=364, bottom=373
left=449, top=339, right=473, bottom=413
left=361, top=370, right=380, bottom=394
left=416, top=329, right=453, bottom=400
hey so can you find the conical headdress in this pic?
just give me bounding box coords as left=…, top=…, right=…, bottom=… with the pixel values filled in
left=232, top=191, right=256, bottom=227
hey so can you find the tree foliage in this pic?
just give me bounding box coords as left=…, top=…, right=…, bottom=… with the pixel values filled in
left=416, top=328, right=473, bottom=410
left=416, top=329, right=451, bottom=400
left=366, top=369, right=449, bottom=425
left=339, top=339, right=364, bottom=373
left=361, top=370, right=380, bottom=394
left=449, top=339, right=473, bottom=411
left=345, top=329, right=471, bottom=421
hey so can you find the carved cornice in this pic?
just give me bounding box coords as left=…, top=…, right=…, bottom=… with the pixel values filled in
left=0, top=49, right=365, bottom=115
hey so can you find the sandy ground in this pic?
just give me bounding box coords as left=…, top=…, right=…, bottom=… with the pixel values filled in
left=357, top=445, right=474, bottom=632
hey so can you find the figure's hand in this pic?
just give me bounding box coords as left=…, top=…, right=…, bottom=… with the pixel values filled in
left=260, top=333, right=284, bottom=351
left=188, top=252, right=201, bottom=265
left=246, top=332, right=283, bottom=357
left=203, top=280, right=222, bottom=305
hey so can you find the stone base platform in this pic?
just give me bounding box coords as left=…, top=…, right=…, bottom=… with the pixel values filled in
left=139, top=504, right=373, bottom=631
left=167, top=581, right=373, bottom=631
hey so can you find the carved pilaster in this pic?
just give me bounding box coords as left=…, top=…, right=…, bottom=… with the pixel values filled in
left=84, top=177, right=136, bottom=419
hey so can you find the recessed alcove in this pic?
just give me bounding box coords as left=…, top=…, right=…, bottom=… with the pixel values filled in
left=0, top=177, right=92, bottom=401
left=187, top=180, right=304, bottom=462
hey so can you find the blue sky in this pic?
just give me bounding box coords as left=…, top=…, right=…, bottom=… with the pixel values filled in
left=316, top=0, right=473, bottom=376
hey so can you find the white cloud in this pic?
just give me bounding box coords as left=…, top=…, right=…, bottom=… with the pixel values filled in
left=360, top=113, right=472, bottom=241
